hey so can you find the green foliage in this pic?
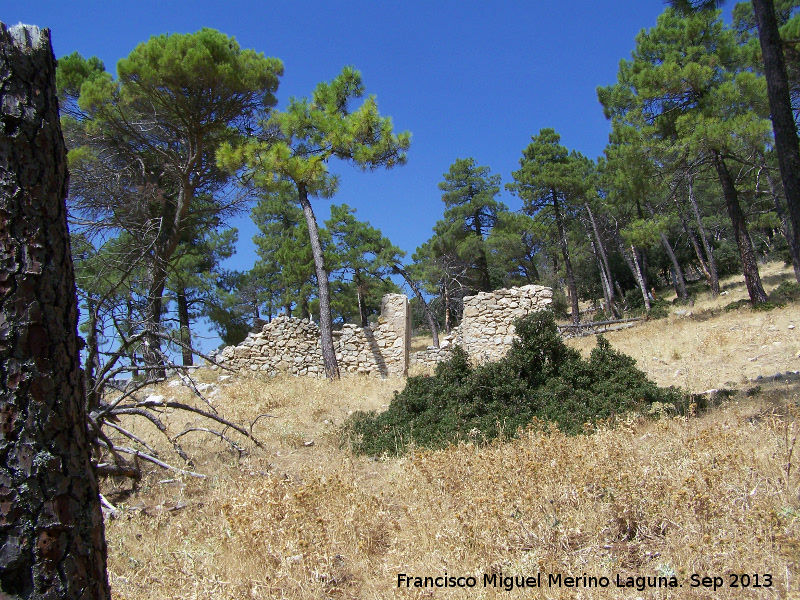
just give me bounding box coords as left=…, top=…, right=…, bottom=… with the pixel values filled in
left=343, top=311, right=684, bottom=455
left=771, top=280, right=800, bottom=302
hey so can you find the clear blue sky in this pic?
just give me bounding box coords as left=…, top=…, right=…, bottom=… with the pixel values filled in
left=9, top=1, right=676, bottom=262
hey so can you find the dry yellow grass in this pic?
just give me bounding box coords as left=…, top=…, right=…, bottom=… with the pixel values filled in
left=103, top=264, right=800, bottom=599
left=567, top=262, right=800, bottom=392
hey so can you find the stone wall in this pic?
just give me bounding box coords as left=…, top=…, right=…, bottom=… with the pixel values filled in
left=213, top=286, right=551, bottom=377
left=213, top=294, right=409, bottom=378
left=411, top=284, right=552, bottom=368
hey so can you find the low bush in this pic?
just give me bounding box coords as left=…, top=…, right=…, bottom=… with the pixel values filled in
left=342, top=311, right=684, bottom=455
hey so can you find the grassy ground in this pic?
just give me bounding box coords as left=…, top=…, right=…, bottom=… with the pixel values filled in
left=103, top=264, right=800, bottom=599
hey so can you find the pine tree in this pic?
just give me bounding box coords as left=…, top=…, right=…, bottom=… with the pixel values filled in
left=219, top=67, right=410, bottom=379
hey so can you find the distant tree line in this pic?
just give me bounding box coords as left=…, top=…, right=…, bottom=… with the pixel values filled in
left=60, top=2, right=800, bottom=382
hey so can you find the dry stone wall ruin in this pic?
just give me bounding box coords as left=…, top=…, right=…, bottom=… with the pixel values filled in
left=213, top=294, right=410, bottom=377
left=213, top=285, right=552, bottom=377
left=411, top=284, right=553, bottom=367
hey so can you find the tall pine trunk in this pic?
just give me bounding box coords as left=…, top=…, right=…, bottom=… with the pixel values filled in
left=712, top=152, right=768, bottom=304
left=752, top=0, right=800, bottom=282
left=297, top=185, right=339, bottom=379
left=0, top=23, right=110, bottom=599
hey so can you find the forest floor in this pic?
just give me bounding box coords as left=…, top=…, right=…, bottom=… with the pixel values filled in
left=103, top=263, right=800, bottom=599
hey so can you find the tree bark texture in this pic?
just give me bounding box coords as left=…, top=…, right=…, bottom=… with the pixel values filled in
left=0, top=23, right=111, bottom=599
left=297, top=186, right=340, bottom=379
left=752, top=0, right=800, bottom=278
left=712, top=152, right=769, bottom=304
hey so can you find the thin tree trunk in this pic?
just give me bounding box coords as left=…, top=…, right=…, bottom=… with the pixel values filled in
left=616, top=234, right=651, bottom=313
left=660, top=232, right=688, bottom=300
left=85, top=294, right=102, bottom=411
left=297, top=185, right=339, bottom=379
left=712, top=152, right=769, bottom=304
left=591, top=238, right=614, bottom=315
left=630, top=245, right=652, bottom=313
left=646, top=202, right=688, bottom=300
left=688, top=178, right=720, bottom=296
left=553, top=190, right=579, bottom=325
left=752, top=0, right=800, bottom=277
left=762, top=162, right=800, bottom=280
left=472, top=212, right=491, bottom=292
left=585, top=203, right=619, bottom=317
left=177, top=288, right=193, bottom=366
left=674, top=192, right=713, bottom=289
left=143, top=261, right=168, bottom=380
left=444, top=282, right=451, bottom=334
left=392, top=265, right=439, bottom=347
left=0, top=23, right=110, bottom=599
left=355, top=272, right=369, bottom=327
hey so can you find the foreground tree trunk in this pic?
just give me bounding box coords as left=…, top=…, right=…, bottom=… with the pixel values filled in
left=0, top=23, right=111, bottom=599
left=297, top=185, right=340, bottom=379
left=712, top=151, right=769, bottom=304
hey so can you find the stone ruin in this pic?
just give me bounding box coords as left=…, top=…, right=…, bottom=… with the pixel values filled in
left=410, top=284, right=553, bottom=368
left=212, top=285, right=552, bottom=377
left=212, top=293, right=410, bottom=377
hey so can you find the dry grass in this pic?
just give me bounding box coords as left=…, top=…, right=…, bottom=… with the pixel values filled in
left=567, top=263, right=800, bottom=392
left=104, top=264, right=800, bottom=599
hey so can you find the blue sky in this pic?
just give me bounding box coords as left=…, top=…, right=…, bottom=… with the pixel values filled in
left=10, top=1, right=675, bottom=262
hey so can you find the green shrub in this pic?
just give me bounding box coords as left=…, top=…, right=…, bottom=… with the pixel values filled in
left=342, top=311, right=685, bottom=456
left=770, top=280, right=800, bottom=304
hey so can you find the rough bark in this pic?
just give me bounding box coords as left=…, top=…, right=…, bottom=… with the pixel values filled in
left=553, top=190, right=579, bottom=325
left=297, top=185, right=339, bottom=379
left=752, top=0, right=800, bottom=279
left=712, top=152, right=769, bottom=304
left=0, top=23, right=111, bottom=599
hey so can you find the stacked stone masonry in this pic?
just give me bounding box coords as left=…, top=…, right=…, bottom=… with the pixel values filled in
left=213, top=294, right=410, bottom=378
left=213, top=286, right=551, bottom=377
left=411, top=284, right=553, bottom=368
